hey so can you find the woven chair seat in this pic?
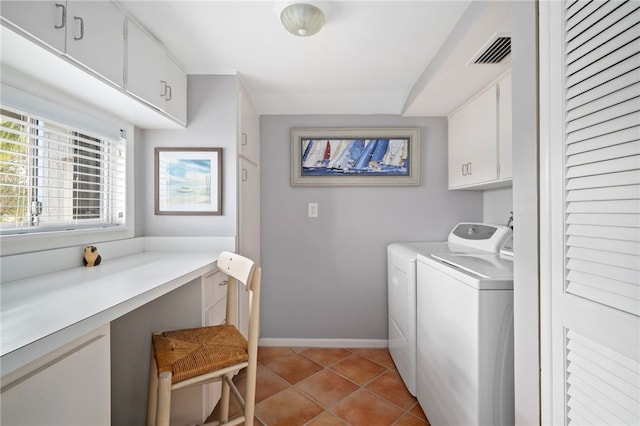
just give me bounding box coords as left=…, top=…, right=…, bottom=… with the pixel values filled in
left=152, top=325, right=248, bottom=384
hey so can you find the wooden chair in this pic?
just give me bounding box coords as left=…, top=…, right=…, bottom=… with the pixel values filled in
left=146, top=251, right=261, bottom=426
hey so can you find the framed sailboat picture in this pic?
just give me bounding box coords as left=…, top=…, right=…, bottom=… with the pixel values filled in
left=155, top=147, right=222, bottom=215
left=290, top=128, right=420, bottom=186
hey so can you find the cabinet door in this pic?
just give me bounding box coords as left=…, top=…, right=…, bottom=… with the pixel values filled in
left=0, top=325, right=110, bottom=426
left=498, top=73, right=512, bottom=180
left=448, top=86, right=498, bottom=189
left=0, top=0, right=66, bottom=53
left=65, top=1, right=124, bottom=87
left=202, top=270, right=228, bottom=318
left=163, top=54, right=187, bottom=124
left=238, top=158, right=260, bottom=337
left=239, top=87, right=260, bottom=164
left=125, top=20, right=164, bottom=108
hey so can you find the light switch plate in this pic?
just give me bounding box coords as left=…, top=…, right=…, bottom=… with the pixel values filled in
left=308, top=202, right=318, bottom=218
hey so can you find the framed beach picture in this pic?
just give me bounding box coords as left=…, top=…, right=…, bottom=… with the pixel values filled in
left=155, top=148, right=222, bottom=215
left=290, top=128, right=420, bottom=186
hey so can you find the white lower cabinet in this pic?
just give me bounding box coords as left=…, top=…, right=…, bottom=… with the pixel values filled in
left=0, top=324, right=110, bottom=426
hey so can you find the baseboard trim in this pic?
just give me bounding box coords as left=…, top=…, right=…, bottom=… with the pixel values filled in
left=258, top=338, right=388, bottom=348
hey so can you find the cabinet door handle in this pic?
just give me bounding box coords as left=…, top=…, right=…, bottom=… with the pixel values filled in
left=242, top=133, right=248, bottom=146
left=468, top=162, right=472, bottom=175
left=73, top=16, right=84, bottom=40
left=462, top=163, right=466, bottom=176
left=242, top=168, right=248, bottom=182
left=160, top=80, right=167, bottom=97
left=219, top=279, right=228, bottom=286
left=166, top=85, right=172, bottom=101
left=55, top=3, right=66, bottom=29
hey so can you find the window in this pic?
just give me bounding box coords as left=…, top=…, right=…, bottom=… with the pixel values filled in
left=0, top=106, right=126, bottom=235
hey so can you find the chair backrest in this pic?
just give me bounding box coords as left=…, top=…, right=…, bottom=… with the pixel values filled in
left=218, top=251, right=260, bottom=330
left=217, top=251, right=255, bottom=290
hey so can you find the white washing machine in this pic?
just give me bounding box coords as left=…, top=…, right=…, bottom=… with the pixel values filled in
left=416, top=223, right=514, bottom=426
left=387, top=223, right=511, bottom=397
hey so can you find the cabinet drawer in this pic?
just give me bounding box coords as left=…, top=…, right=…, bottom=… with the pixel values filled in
left=203, top=271, right=227, bottom=307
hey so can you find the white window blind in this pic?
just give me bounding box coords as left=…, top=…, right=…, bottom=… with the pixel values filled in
left=0, top=106, right=126, bottom=234
left=562, top=0, right=640, bottom=424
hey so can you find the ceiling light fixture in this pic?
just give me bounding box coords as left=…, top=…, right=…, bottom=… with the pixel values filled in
left=279, top=2, right=327, bottom=37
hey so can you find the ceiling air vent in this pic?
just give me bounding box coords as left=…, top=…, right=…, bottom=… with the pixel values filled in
left=470, top=34, right=511, bottom=65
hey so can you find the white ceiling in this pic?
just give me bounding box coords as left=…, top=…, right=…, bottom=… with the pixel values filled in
left=118, top=0, right=511, bottom=117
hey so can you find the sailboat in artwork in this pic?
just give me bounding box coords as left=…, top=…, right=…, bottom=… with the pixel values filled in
left=381, top=139, right=408, bottom=170
left=302, top=140, right=330, bottom=169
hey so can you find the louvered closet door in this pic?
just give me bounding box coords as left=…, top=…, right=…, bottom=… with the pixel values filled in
left=544, top=1, right=640, bottom=425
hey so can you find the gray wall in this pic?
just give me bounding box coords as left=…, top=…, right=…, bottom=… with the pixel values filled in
left=260, top=115, right=483, bottom=340
left=484, top=187, right=513, bottom=225
left=136, top=75, right=239, bottom=238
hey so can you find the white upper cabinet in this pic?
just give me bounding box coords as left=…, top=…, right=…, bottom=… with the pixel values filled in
left=125, top=21, right=164, bottom=105
left=125, top=20, right=187, bottom=125
left=238, top=86, right=260, bottom=164
left=448, top=71, right=512, bottom=190
left=0, top=1, right=66, bottom=53
left=163, top=54, right=187, bottom=125
left=1, top=0, right=124, bottom=87
left=448, top=85, right=498, bottom=189
left=64, top=1, right=124, bottom=87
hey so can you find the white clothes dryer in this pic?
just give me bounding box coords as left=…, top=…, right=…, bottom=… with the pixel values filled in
left=416, top=223, right=514, bottom=426
left=387, top=242, right=449, bottom=396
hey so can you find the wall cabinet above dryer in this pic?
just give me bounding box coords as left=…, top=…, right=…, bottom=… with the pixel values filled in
left=0, top=0, right=125, bottom=88
left=125, top=20, right=187, bottom=125
left=448, top=72, right=512, bottom=190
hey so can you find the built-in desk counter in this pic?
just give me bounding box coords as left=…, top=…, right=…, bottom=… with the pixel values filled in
left=0, top=237, right=234, bottom=425
left=2, top=251, right=218, bottom=364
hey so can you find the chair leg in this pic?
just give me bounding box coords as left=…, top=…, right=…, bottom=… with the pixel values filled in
left=244, top=362, right=257, bottom=426
left=156, top=372, right=172, bottom=426
left=220, top=372, right=231, bottom=423
left=146, top=348, right=159, bottom=426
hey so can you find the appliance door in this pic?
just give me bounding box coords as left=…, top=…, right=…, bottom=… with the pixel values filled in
left=387, top=253, right=416, bottom=395
left=416, top=259, right=514, bottom=426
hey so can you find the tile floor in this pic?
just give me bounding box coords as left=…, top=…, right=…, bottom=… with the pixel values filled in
left=209, top=346, right=430, bottom=426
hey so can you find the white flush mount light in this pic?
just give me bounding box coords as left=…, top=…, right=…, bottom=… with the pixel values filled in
left=277, top=1, right=329, bottom=37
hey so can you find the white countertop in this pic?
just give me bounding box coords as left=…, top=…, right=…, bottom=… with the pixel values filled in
left=1, top=251, right=219, bottom=361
